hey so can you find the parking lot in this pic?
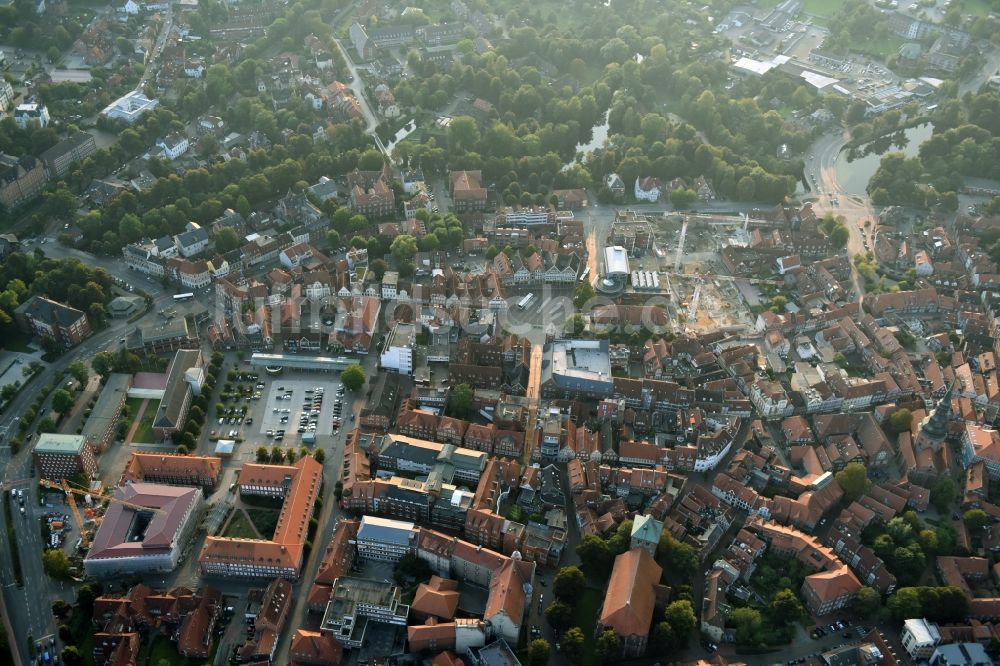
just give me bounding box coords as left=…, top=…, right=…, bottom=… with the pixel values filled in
left=256, top=378, right=347, bottom=445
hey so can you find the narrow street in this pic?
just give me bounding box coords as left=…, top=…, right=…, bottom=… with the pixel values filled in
left=522, top=345, right=543, bottom=463
left=138, top=4, right=174, bottom=90
left=330, top=39, right=379, bottom=133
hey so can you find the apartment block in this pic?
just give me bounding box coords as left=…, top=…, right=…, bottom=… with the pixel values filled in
left=33, top=433, right=97, bottom=480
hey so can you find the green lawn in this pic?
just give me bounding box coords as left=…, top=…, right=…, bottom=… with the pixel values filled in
left=569, top=588, right=604, bottom=666
left=850, top=33, right=906, bottom=59
left=964, top=0, right=993, bottom=16
left=753, top=0, right=845, bottom=15
left=248, top=508, right=281, bottom=538
left=124, top=397, right=143, bottom=417
left=129, top=399, right=159, bottom=444
left=222, top=510, right=260, bottom=539
left=146, top=635, right=197, bottom=666
left=802, top=0, right=847, bottom=17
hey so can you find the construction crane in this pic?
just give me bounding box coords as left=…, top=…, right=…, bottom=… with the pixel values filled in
left=40, top=479, right=92, bottom=548
left=687, top=280, right=702, bottom=322
left=39, top=479, right=163, bottom=548
left=673, top=217, right=689, bottom=271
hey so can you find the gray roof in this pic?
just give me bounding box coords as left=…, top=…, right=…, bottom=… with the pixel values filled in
left=357, top=516, right=415, bottom=546
left=473, top=640, right=522, bottom=666
left=175, top=227, right=208, bottom=248
left=154, top=235, right=175, bottom=253
left=153, top=349, right=201, bottom=429
left=929, top=643, right=991, bottom=666
left=14, top=295, right=87, bottom=328
left=380, top=438, right=440, bottom=467
left=307, top=178, right=339, bottom=200
left=39, top=131, right=96, bottom=165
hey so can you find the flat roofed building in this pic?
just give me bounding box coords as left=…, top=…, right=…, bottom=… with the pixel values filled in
left=248, top=353, right=354, bottom=373
left=540, top=339, right=614, bottom=400
left=356, top=515, right=417, bottom=561
left=380, top=322, right=416, bottom=375
left=33, top=433, right=97, bottom=480
left=470, top=639, right=522, bottom=666
left=101, top=90, right=159, bottom=124
left=902, top=618, right=942, bottom=660
left=320, top=576, right=409, bottom=648
left=131, top=318, right=198, bottom=355
left=84, top=483, right=203, bottom=577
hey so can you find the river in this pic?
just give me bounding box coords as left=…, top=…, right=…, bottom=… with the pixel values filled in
left=834, top=122, right=934, bottom=196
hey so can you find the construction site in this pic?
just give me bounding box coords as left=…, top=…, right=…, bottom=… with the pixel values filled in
left=608, top=210, right=764, bottom=335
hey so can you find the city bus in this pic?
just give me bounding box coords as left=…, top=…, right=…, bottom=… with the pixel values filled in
left=517, top=293, right=536, bottom=310
left=173, top=293, right=194, bottom=301
left=579, top=266, right=591, bottom=282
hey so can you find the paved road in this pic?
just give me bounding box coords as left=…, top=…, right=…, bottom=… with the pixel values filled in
left=138, top=3, right=174, bottom=89
left=960, top=45, right=1000, bottom=96
left=807, top=130, right=869, bottom=299
left=0, top=245, right=172, bottom=665
left=0, top=311, right=143, bottom=664
left=330, top=39, right=379, bottom=133
left=270, top=350, right=380, bottom=665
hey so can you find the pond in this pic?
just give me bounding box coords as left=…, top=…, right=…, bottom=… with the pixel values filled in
left=834, top=122, right=934, bottom=196
left=563, top=110, right=610, bottom=170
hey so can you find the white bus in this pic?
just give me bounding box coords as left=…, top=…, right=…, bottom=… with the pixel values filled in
left=517, top=293, right=536, bottom=310
left=173, top=293, right=194, bottom=301
left=579, top=266, right=591, bottom=282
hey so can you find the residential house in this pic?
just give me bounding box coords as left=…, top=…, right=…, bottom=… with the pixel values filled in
left=40, top=131, right=98, bottom=178
left=157, top=133, right=190, bottom=160
left=634, top=177, right=662, bottom=202
left=0, top=153, right=48, bottom=210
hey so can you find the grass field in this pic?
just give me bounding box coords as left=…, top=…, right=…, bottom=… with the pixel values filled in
left=752, top=0, right=846, bottom=15
left=248, top=508, right=281, bottom=538
left=801, top=0, right=847, bottom=17
left=128, top=398, right=159, bottom=444
left=570, top=588, right=604, bottom=666
left=964, top=0, right=993, bottom=16
left=222, top=510, right=260, bottom=539
left=850, top=33, right=906, bottom=59
left=143, top=634, right=210, bottom=666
